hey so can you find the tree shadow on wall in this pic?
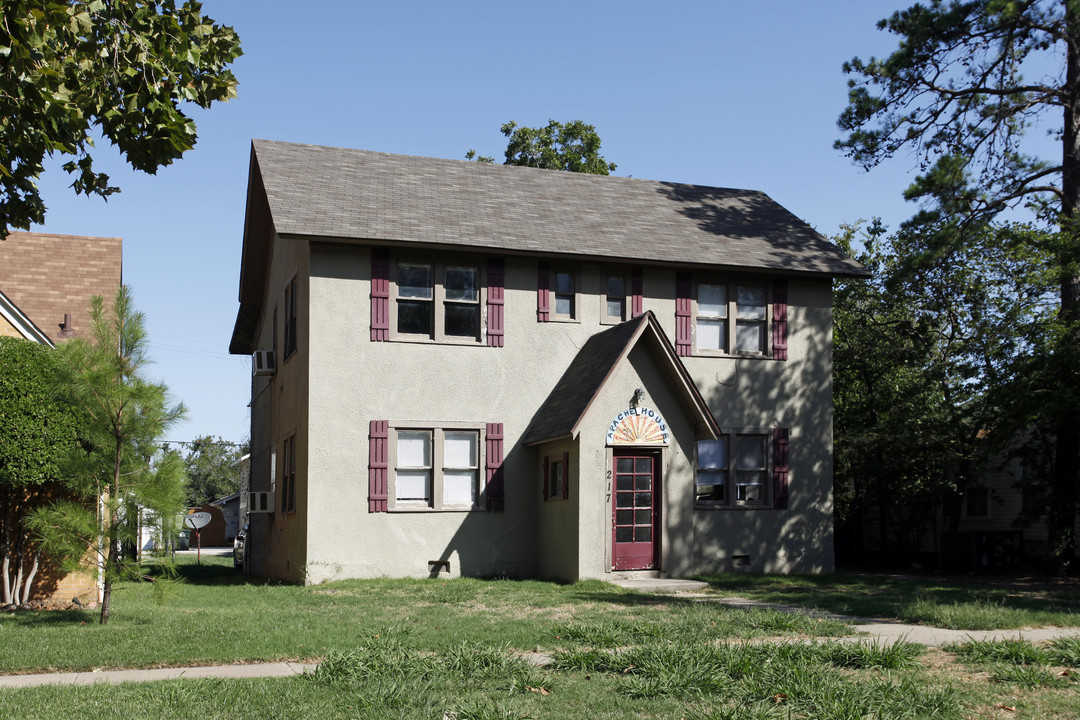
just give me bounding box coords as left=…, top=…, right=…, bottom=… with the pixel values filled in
left=663, top=291, right=839, bottom=577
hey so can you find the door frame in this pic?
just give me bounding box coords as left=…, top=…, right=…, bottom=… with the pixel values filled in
left=610, top=447, right=663, bottom=571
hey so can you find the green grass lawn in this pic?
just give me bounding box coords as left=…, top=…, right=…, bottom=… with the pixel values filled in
left=696, top=571, right=1080, bottom=629
left=2, top=559, right=1079, bottom=718
left=3, top=632, right=1078, bottom=719
left=0, top=555, right=849, bottom=674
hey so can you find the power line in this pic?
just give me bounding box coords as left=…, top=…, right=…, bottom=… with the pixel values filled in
left=161, top=439, right=248, bottom=448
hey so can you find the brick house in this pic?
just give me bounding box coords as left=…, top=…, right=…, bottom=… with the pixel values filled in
left=229, top=140, right=867, bottom=583
left=0, top=231, right=122, bottom=601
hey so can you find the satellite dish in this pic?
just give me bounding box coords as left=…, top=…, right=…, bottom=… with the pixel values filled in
left=184, top=512, right=212, bottom=530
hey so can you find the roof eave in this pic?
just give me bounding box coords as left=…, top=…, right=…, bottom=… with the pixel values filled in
left=229, top=144, right=275, bottom=356
left=0, top=290, right=55, bottom=347
left=298, top=233, right=867, bottom=279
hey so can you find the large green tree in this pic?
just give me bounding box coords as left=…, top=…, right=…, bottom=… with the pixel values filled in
left=179, top=435, right=247, bottom=507
left=833, top=219, right=1057, bottom=562
left=28, top=287, right=186, bottom=624
left=837, top=0, right=1080, bottom=571
left=0, top=337, right=82, bottom=606
left=466, top=120, right=617, bottom=174
left=0, top=0, right=242, bottom=238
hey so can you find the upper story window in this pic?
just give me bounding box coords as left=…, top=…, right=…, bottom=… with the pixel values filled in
left=392, top=260, right=483, bottom=343
left=676, top=274, right=785, bottom=359
left=272, top=305, right=279, bottom=359
left=538, top=262, right=580, bottom=322
left=602, top=274, right=627, bottom=324
left=552, top=269, right=577, bottom=320
left=283, top=275, right=298, bottom=359
left=696, top=282, right=768, bottom=356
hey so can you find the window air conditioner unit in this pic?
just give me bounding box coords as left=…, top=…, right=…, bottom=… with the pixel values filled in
left=249, top=492, right=273, bottom=513
left=252, top=350, right=276, bottom=376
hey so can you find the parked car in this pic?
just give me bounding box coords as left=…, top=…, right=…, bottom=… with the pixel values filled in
left=233, top=523, right=247, bottom=569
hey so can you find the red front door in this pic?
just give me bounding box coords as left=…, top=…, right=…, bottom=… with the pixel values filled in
left=612, top=452, right=660, bottom=571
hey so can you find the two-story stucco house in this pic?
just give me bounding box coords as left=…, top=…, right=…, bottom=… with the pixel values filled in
left=229, top=139, right=867, bottom=584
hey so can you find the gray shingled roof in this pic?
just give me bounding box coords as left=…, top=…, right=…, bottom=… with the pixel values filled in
left=251, top=139, right=866, bottom=277
left=521, top=312, right=720, bottom=446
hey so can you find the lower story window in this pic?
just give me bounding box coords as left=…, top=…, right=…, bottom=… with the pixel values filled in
left=545, top=453, right=568, bottom=501
left=392, top=426, right=480, bottom=510
left=695, top=431, right=769, bottom=508
left=281, top=434, right=297, bottom=513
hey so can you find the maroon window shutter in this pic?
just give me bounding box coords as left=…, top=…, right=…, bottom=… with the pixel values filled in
left=537, top=262, right=550, bottom=322
left=485, top=422, right=504, bottom=511
left=542, top=455, right=550, bottom=500
left=371, top=250, right=390, bottom=342
left=631, top=268, right=643, bottom=317
left=773, top=280, right=788, bottom=361
left=487, top=258, right=505, bottom=348
left=562, top=451, right=570, bottom=499
left=773, top=427, right=789, bottom=510
left=369, top=420, right=389, bottom=512
left=675, top=271, right=692, bottom=356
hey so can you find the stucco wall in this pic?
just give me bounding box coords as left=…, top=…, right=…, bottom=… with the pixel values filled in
left=253, top=240, right=835, bottom=583
left=535, top=438, right=579, bottom=582
left=247, top=233, right=310, bottom=582
left=686, top=280, right=836, bottom=574
left=573, top=343, right=696, bottom=579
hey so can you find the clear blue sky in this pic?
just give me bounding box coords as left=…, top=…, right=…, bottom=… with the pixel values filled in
left=28, top=1, right=922, bottom=445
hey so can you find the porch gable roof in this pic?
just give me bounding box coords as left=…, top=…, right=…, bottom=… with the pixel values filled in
left=521, top=311, right=720, bottom=446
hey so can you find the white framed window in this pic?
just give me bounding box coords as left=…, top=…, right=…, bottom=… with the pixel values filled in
left=391, top=259, right=484, bottom=343
left=390, top=425, right=483, bottom=510
left=270, top=445, right=277, bottom=494
left=601, top=273, right=628, bottom=324
left=694, top=281, right=769, bottom=356
left=695, top=430, right=770, bottom=508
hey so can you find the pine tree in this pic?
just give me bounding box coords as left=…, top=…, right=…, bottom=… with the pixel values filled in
left=28, top=287, right=186, bottom=624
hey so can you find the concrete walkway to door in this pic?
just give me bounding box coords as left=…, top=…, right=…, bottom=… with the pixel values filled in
left=607, top=575, right=1080, bottom=647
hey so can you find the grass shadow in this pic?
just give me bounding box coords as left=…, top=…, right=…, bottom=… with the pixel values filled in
left=692, top=571, right=1080, bottom=628
left=569, top=591, right=699, bottom=608
left=142, top=556, right=292, bottom=588
left=0, top=608, right=98, bottom=626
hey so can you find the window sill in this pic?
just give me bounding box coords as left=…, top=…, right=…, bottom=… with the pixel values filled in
left=388, top=505, right=485, bottom=513
left=386, top=335, right=485, bottom=346
left=694, top=503, right=772, bottom=511
left=692, top=350, right=771, bottom=359
left=544, top=316, right=581, bottom=324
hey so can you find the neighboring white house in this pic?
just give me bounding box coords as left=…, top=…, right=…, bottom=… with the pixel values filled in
left=229, top=140, right=867, bottom=584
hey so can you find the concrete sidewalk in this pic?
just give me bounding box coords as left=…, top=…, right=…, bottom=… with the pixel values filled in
left=4, top=583, right=1079, bottom=689
left=0, top=662, right=316, bottom=689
